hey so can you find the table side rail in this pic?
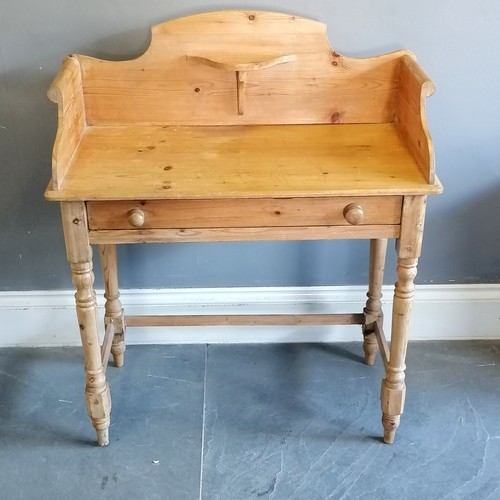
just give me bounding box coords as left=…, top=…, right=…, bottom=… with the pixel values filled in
left=89, top=225, right=400, bottom=244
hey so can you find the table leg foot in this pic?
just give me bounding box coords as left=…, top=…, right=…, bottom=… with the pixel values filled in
left=111, top=339, right=125, bottom=368
left=96, top=427, right=110, bottom=446
left=380, top=376, right=406, bottom=445
left=382, top=414, right=400, bottom=444
left=85, top=383, right=112, bottom=446
left=363, top=332, right=378, bottom=365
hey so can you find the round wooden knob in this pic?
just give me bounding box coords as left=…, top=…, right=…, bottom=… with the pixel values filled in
left=127, top=208, right=145, bottom=228
left=343, top=204, right=364, bottom=225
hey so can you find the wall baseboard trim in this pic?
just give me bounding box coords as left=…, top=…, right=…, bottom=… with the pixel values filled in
left=1, top=285, right=499, bottom=347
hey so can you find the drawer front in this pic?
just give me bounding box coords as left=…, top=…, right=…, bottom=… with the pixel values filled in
left=87, top=197, right=402, bottom=230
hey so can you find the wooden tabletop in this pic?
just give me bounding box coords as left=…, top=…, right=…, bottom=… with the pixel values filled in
left=45, top=122, right=442, bottom=201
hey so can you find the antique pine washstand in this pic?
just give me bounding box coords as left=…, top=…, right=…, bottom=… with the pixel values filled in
left=45, top=11, right=442, bottom=446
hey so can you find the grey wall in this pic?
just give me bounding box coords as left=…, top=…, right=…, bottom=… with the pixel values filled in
left=1, top=0, right=499, bottom=291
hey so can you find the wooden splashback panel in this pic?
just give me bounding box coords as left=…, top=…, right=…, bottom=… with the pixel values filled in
left=78, top=11, right=405, bottom=126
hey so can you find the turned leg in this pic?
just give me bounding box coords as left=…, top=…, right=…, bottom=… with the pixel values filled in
left=62, top=202, right=111, bottom=446
left=363, top=238, right=387, bottom=365
left=99, top=245, right=125, bottom=368
left=381, top=195, right=426, bottom=444
left=381, top=257, right=417, bottom=443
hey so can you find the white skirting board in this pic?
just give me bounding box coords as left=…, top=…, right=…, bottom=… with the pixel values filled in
left=0, top=285, right=499, bottom=347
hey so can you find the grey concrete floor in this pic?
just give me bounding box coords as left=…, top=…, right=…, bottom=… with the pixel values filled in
left=1, top=341, right=499, bottom=499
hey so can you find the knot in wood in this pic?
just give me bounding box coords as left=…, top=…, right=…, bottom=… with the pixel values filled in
left=331, top=112, right=342, bottom=123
